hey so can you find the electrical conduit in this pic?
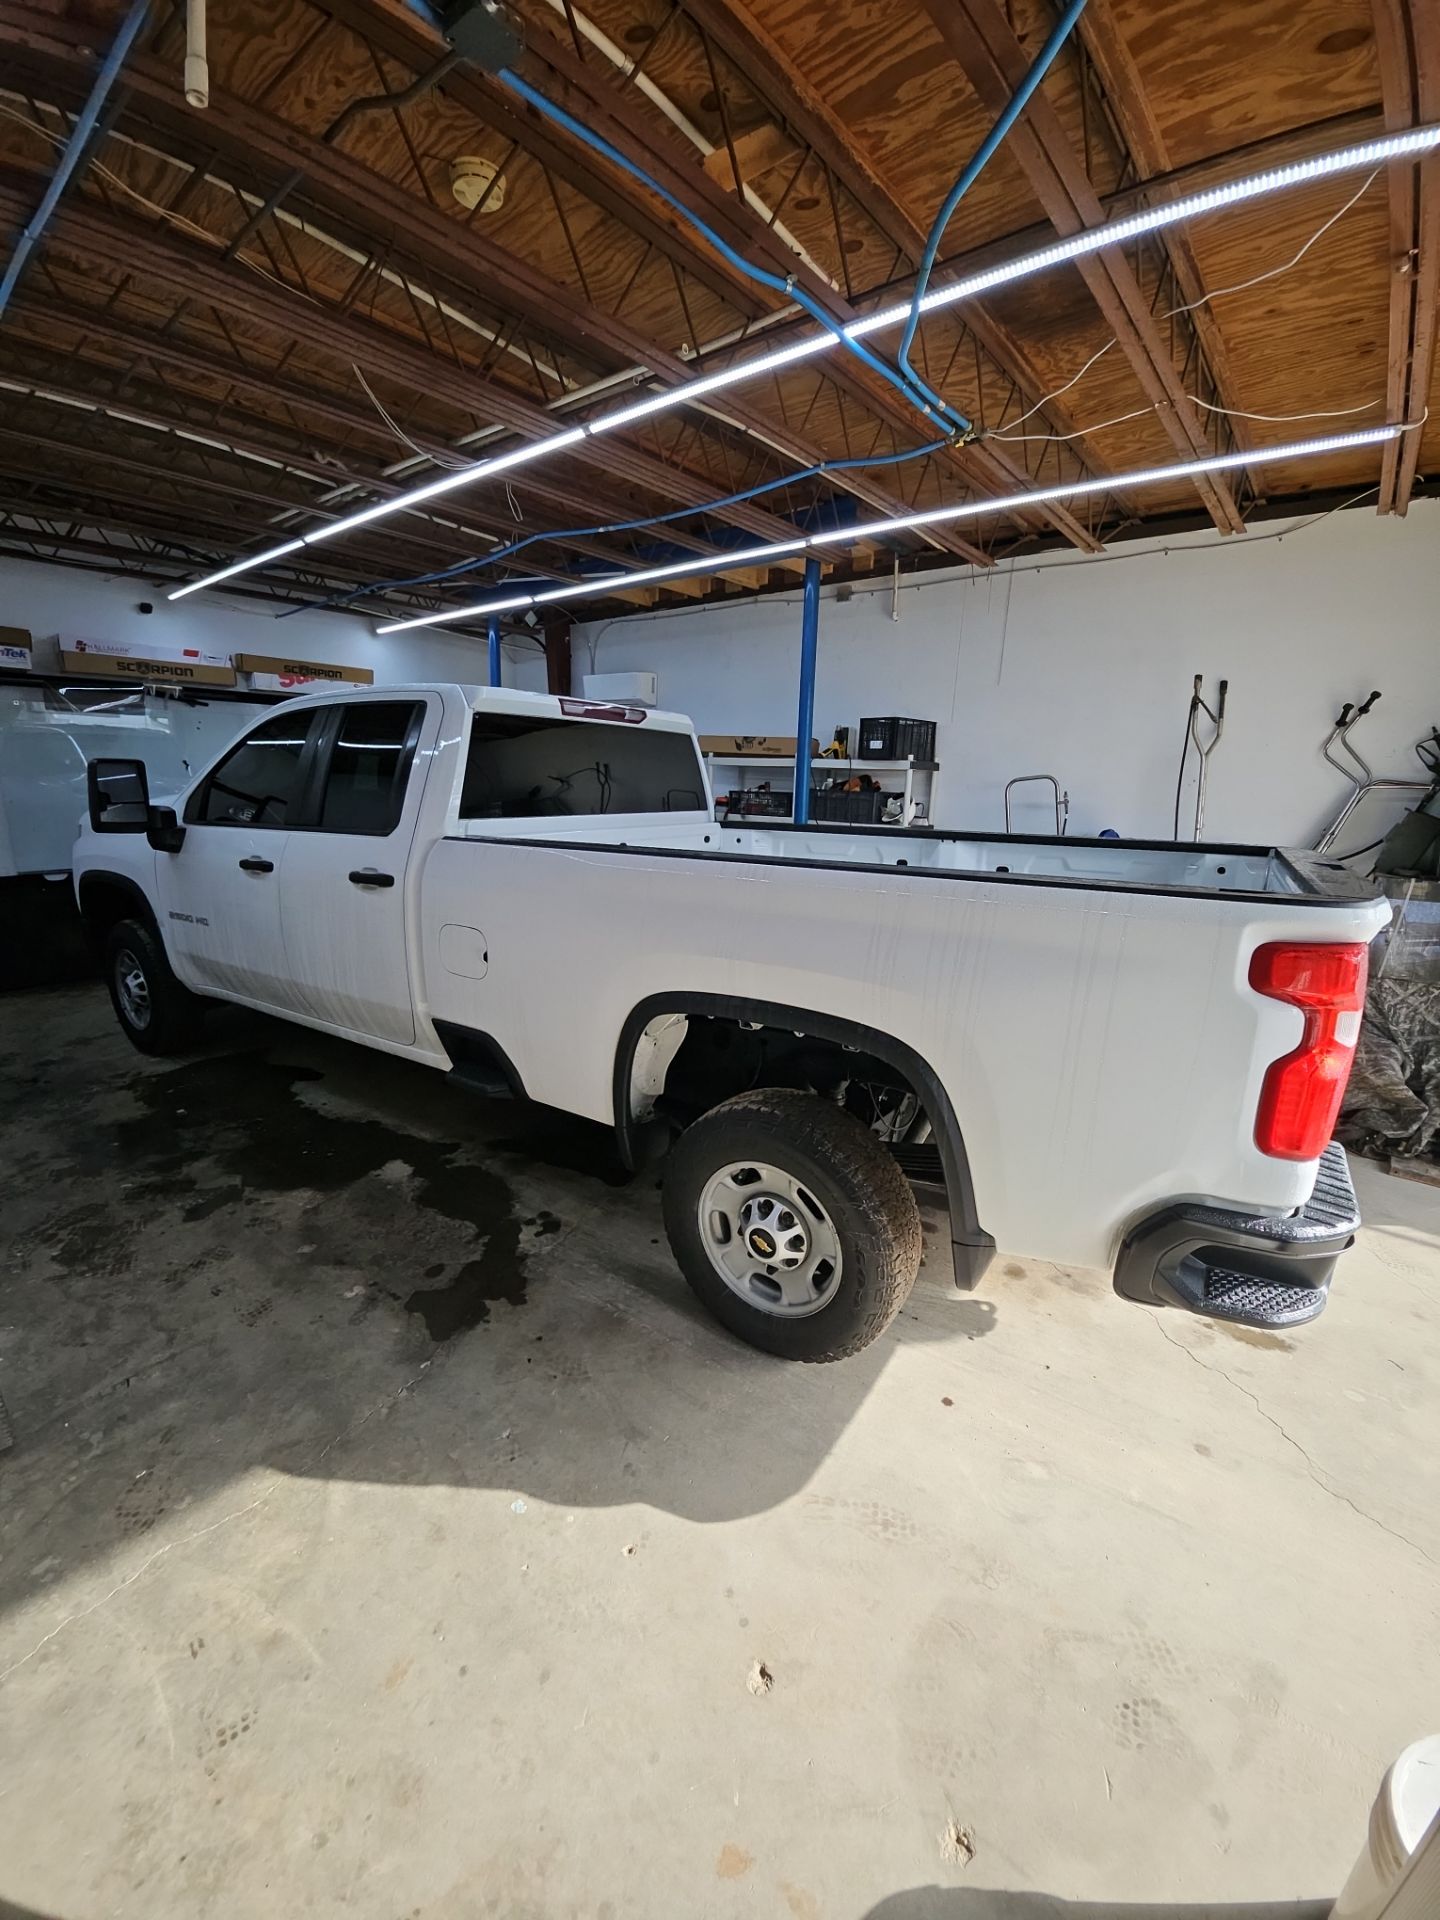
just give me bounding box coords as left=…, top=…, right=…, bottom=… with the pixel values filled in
left=0, top=0, right=151, bottom=320
left=896, top=0, right=1089, bottom=418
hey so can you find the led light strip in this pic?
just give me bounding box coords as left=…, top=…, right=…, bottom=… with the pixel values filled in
left=373, top=427, right=1401, bottom=632
left=168, top=125, right=1440, bottom=604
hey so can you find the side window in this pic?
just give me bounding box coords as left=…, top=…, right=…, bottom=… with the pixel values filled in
left=318, top=702, right=423, bottom=836
left=194, top=710, right=316, bottom=827
left=460, top=715, right=706, bottom=818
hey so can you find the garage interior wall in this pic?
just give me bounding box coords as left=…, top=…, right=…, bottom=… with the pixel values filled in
left=577, top=499, right=1440, bottom=848
left=9, top=492, right=1437, bottom=852
left=1, top=555, right=550, bottom=693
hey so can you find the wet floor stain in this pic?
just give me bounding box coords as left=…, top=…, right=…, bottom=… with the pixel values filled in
left=107, top=1053, right=535, bottom=1343
left=1212, top=1324, right=1296, bottom=1353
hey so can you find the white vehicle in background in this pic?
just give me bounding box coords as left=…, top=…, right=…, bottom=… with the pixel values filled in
left=0, top=673, right=273, bottom=990
left=73, top=684, right=1386, bottom=1362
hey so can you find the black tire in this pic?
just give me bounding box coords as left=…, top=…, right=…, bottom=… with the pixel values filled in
left=662, top=1088, right=923, bottom=1362
left=104, top=917, right=206, bottom=1056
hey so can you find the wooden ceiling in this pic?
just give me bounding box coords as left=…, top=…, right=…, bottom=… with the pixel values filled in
left=0, top=0, right=1434, bottom=639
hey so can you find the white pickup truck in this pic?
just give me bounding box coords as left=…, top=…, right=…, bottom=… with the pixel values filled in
left=75, top=682, right=1386, bottom=1361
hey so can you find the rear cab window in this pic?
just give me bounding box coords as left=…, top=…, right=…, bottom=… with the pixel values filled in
left=460, top=712, right=706, bottom=819
left=318, top=701, right=424, bottom=835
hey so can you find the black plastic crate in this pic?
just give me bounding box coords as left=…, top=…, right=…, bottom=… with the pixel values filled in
left=809, top=786, right=886, bottom=824
left=857, top=716, right=936, bottom=762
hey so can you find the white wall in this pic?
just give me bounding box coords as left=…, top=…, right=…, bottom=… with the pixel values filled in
left=0, top=556, right=550, bottom=692
left=11, top=500, right=1437, bottom=852
left=573, top=500, right=1440, bottom=849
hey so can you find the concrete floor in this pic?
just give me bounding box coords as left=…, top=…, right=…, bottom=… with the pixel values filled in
left=1, top=986, right=1437, bottom=1920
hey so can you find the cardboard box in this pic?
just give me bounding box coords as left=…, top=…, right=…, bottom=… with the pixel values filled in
left=54, top=634, right=232, bottom=668
left=698, top=735, right=818, bottom=757
left=234, top=653, right=373, bottom=686
left=59, top=651, right=237, bottom=688
left=0, top=626, right=32, bottom=670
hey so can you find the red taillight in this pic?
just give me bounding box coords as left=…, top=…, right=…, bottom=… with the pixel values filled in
left=1249, top=942, right=1369, bottom=1160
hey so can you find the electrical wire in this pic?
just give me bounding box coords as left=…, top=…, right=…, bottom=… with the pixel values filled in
left=0, top=100, right=312, bottom=302
left=493, top=67, right=962, bottom=436
left=998, top=340, right=1118, bottom=435
left=895, top=0, right=1088, bottom=432
left=352, top=365, right=471, bottom=470
left=993, top=394, right=1390, bottom=445
left=988, top=170, right=1382, bottom=442
left=1185, top=394, right=1385, bottom=422
left=990, top=405, right=1152, bottom=443
left=1165, top=169, right=1379, bottom=318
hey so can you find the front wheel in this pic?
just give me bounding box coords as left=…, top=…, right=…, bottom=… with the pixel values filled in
left=662, top=1088, right=923, bottom=1362
left=104, top=918, right=206, bottom=1056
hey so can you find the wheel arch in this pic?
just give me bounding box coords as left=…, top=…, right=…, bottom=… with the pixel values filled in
left=612, top=991, right=994, bottom=1289
left=76, top=870, right=160, bottom=948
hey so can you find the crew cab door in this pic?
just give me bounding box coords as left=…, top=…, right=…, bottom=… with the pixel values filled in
left=159, top=707, right=323, bottom=1008
left=277, top=696, right=434, bottom=1045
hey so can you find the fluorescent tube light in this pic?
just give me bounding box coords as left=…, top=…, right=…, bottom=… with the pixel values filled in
left=377, top=540, right=808, bottom=632
left=374, top=427, right=1400, bottom=631
left=819, top=428, right=1399, bottom=543
left=167, top=539, right=306, bottom=599
left=171, top=125, right=1438, bottom=602
left=300, top=430, right=588, bottom=546
left=847, top=127, right=1440, bottom=343
left=380, top=592, right=540, bottom=634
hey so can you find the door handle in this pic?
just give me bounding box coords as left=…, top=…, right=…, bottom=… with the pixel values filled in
left=349, top=869, right=395, bottom=888
left=238, top=856, right=274, bottom=873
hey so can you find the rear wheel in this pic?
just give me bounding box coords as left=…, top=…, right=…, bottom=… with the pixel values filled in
left=104, top=917, right=206, bottom=1056
left=662, top=1088, right=923, bottom=1361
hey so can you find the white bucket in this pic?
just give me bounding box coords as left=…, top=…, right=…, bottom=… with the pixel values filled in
left=1332, top=1736, right=1440, bottom=1920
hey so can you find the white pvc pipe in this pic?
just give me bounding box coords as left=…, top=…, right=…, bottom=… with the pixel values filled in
left=184, top=0, right=208, bottom=110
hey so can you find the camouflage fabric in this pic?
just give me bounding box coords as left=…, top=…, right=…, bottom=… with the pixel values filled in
left=1338, top=978, right=1440, bottom=1160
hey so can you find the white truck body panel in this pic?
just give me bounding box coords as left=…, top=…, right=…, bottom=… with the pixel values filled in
left=73, top=682, right=1390, bottom=1278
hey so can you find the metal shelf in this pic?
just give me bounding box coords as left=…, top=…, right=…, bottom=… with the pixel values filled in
left=703, top=753, right=937, bottom=772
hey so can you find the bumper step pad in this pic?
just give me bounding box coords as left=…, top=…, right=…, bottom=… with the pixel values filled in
left=1114, top=1141, right=1361, bottom=1331
left=1196, top=1268, right=1330, bottom=1328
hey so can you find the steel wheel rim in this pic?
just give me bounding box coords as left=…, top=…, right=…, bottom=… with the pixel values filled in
left=115, top=948, right=152, bottom=1030
left=697, top=1160, right=843, bottom=1318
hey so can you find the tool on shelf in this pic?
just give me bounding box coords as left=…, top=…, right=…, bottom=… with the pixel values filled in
left=1004, top=773, right=1069, bottom=836
left=1172, top=673, right=1228, bottom=841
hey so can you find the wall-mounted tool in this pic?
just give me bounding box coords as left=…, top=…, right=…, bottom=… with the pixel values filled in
left=1315, top=691, right=1440, bottom=857
left=1173, top=674, right=1228, bottom=842
left=1004, top=774, right=1068, bottom=836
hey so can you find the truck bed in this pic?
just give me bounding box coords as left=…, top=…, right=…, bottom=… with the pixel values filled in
left=454, top=815, right=1360, bottom=903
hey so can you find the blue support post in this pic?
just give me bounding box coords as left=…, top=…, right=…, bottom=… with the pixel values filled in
left=0, top=0, right=151, bottom=322
left=792, top=556, right=822, bottom=827
left=487, top=614, right=502, bottom=688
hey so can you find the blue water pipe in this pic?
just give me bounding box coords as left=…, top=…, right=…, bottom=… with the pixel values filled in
left=791, top=556, right=822, bottom=827
left=0, top=0, right=151, bottom=321
left=895, top=0, right=1088, bottom=401
left=487, top=612, right=502, bottom=686
left=494, top=67, right=966, bottom=436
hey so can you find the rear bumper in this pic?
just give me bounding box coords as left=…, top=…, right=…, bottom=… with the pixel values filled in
left=1113, top=1140, right=1360, bottom=1330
